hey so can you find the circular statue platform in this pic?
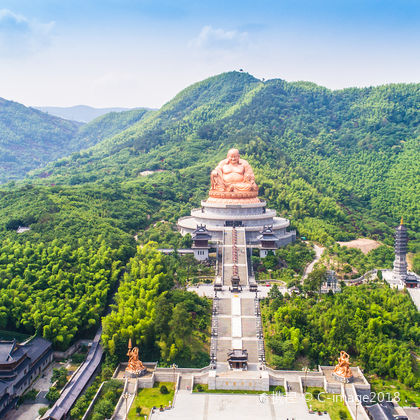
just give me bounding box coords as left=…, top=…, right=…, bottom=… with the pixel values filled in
left=178, top=198, right=295, bottom=245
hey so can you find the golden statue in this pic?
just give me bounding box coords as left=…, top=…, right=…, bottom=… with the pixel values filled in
left=332, top=351, right=353, bottom=380
left=126, top=339, right=146, bottom=375
left=209, top=149, right=258, bottom=201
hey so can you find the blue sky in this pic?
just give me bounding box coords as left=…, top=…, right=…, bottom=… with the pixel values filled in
left=0, top=0, right=419, bottom=108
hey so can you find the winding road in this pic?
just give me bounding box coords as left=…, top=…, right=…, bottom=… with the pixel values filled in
left=302, top=243, right=325, bottom=280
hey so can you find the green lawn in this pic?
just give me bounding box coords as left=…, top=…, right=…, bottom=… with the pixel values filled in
left=305, top=387, right=351, bottom=420
left=193, top=384, right=284, bottom=394
left=368, top=375, right=420, bottom=407
left=128, top=382, right=174, bottom=418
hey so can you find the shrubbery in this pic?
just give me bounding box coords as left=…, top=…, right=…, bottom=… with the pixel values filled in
left=0, top=238, right=122, bottom=348
left=102, top=243, right=211, bottom=367
left=263, top=283, right=420, bottom=388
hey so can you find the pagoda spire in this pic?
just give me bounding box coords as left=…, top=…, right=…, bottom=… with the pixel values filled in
left=393, top=219, right=408, bottom=282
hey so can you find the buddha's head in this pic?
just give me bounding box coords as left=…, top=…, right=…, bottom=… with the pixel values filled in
left=227, top=148, right=240, bottom=165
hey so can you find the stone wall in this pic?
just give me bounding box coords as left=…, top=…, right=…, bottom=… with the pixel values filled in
left=208, top=371, right=269, bottom=391
left=326, top=383, right=342, bottom=394
left=193, top=375, right=208, bottom=385
left=81, top=381, right=106, bottom=420
left=302, top=376, right=325, bottom=388
left=268, top=376, right=286, bottom=387
left=110, top=378, right=128, bottom=420
left=53, top=339, right=90, bottom=360
left=154, top=371, right=179, bottom=383
left=137, top=373, right=155, bottom=389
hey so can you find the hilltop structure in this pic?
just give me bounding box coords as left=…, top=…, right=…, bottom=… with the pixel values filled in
left=178, top=148, right=295, bottom=246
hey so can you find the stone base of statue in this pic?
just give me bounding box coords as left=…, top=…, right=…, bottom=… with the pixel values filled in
left=125, top=368, right=147, bottom=378
left=178, top=198, right=295, bottom=245
left=332, top=371, right=353, bottom=383
left=208, top=189, right=260, bottom=204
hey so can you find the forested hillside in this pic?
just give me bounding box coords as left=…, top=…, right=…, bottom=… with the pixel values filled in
left=0, top=237, right=122, bottom=348
left=102, top=242, right=211, bottom=367
left=69, top=108, right=152, bottom=152
left=7, top=71, right=418, bottom=249
left=0, top=98, right=80, bottom=183
left=0, top=71, right=419, bottom=379
left=262, top=282, right=420, bottom=391
left=0, top=99, right=150, bottom=183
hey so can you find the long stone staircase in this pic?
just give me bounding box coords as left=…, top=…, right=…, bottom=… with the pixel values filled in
left=222, top=227, right=248, bottom=288
left=211, top=226, right=264, bottom=368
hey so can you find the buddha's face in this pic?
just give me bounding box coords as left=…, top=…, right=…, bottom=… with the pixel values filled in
left=227, top=149, right=240, bottom=164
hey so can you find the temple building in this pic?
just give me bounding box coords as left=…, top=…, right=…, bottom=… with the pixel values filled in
left=191, top=225, right=211, bottom=261
left=0, top=337, right=53, bottom=417
left=257, top=225, right=278, bottom=257
left=392, top=219, right=419, bottom=288
left=227, top=349, right=248, bottom=370
left=393, top=218, right=409, bottom=283
left=178, top=149, right=295, bottom=247
left=383, top=218, right=419, bottom=289
left=321, top=270, right=340, bottom=294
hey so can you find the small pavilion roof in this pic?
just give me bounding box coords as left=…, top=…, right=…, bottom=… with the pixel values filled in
left=192, top=224, right=212, bottom=241
left=227, top=349, right=248, bottom=361
left=257, top=225, right=278, bottom=241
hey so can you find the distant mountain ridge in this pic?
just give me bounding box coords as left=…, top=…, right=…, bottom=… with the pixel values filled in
left=0, top=97, right=152, bottom=183
left=0, top=97, right=80, bottom=183
left=35, top=105, right=148, bottom=123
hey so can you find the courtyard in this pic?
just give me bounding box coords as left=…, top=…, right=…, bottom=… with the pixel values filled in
left=152, top=390, right=330, bottom=420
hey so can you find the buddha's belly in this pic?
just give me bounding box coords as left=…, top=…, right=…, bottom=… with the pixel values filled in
left=223, top=172, right=244, bottom=183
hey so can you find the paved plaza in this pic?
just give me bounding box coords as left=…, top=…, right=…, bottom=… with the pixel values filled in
left=187, top=284, right=287, bottom=299
left=152, top=390, right=330, bottom=420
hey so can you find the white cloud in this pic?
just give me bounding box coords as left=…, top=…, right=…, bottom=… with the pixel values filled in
left=0, top=9, right=55, bottom=58
left=190, top=25, right=248, bottom=50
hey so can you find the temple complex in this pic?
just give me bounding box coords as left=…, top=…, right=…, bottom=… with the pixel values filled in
left=177, top=150, right=296, bottom=378
left=107, top=149, right=382, bottom=419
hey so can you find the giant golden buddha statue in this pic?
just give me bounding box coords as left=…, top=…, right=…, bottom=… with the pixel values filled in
left=209, top=149, right=259, bottom=203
